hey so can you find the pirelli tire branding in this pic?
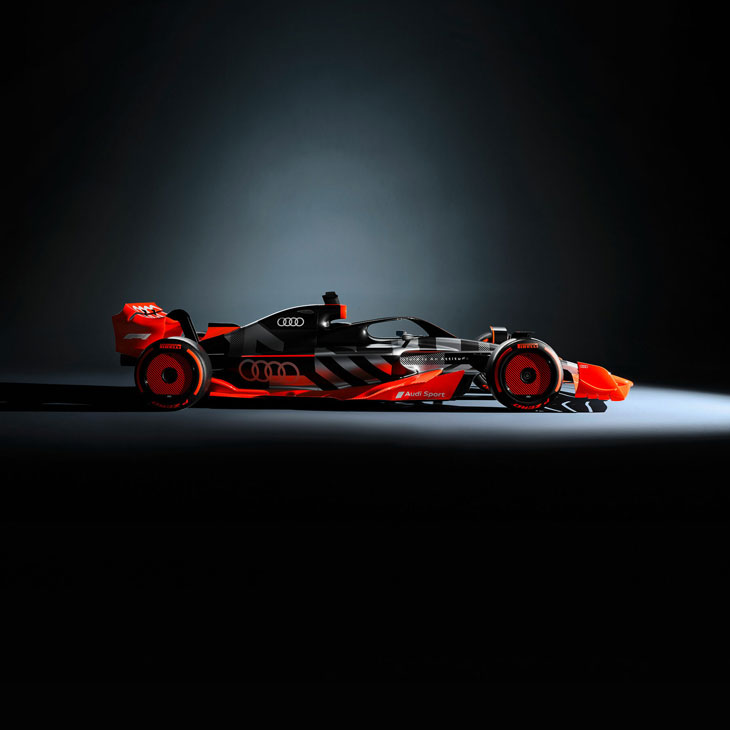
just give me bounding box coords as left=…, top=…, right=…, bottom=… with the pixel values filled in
left=485, top=337, right=563, bottom=411
left=135, top=337, right=212, bottom=410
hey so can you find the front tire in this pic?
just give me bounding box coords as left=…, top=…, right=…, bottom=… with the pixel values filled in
left=485, top=338, right=563, bottom=411
left=135, top=337, right=211, bottom=411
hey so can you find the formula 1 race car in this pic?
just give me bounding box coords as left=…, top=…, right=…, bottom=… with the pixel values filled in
left=112, top=291, right=632, bottom=411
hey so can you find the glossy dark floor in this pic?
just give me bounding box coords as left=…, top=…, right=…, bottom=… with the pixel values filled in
left=2, top=373, right=729, bottom=680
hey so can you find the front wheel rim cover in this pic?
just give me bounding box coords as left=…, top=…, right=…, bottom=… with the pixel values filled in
left=496, top=348, right=561, bottom=405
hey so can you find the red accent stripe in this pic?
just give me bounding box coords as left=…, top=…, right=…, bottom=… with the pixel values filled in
left=208, top=370, right=464, bottom=401
left=201, top=325, right=238, bottom=340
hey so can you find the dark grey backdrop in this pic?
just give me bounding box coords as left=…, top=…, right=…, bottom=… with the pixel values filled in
left=9, top=1, right=726, bottom=386
left=6, top=2, right=730, bottom=682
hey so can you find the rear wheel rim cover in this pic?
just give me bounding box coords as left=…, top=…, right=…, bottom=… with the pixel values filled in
left=143, top=352, right=194, bottom=396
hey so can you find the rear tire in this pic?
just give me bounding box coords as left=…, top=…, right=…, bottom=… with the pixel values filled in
left=485, top=338, right=563, bottom=411
left=135, top=337, right=211, bottom=411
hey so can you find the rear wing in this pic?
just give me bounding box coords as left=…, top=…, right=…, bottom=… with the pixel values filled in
left=112, top=302, right=184, bottom=358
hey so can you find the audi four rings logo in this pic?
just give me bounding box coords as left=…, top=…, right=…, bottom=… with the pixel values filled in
left=277, top=317, right=305, bottom=327
left=239, top=359, right=301, bottom=382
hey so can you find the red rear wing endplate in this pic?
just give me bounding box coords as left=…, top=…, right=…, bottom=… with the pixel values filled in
left=112, top=303, right=184, bottom=358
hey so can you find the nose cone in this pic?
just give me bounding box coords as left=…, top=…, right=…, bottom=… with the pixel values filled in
left=575, top=362, right=634, bottom=401
left=610, top=373, right=634, bottom=400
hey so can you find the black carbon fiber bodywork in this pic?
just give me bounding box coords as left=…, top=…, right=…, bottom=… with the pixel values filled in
left=198, top=294, right=499, bottom=393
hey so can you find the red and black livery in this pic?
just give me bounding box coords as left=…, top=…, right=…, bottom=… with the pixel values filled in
left=112, top=291, right=633, bottom=411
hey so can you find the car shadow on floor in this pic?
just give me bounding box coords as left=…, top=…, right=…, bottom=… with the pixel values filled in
left=0, top=381, right=604, bottom=413
left=0, top=382, right=141, bottom=411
